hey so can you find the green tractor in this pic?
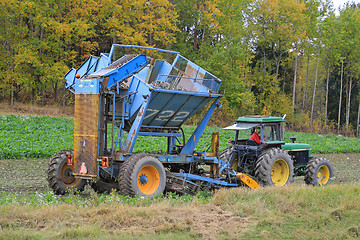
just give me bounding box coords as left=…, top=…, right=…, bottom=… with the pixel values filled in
left=221, top=115, right=333, bottom=186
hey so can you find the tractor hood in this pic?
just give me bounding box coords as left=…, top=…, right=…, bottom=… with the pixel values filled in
left=282, top=143, right=311, bottom=151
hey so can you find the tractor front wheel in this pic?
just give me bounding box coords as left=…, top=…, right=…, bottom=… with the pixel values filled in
left=118, top=154, right=166, bottom=198
left=255, top=148, right=294, bottom=186
left=304, top=157, right=333, bottom=186
left=47, top=150, right=87, bottom=195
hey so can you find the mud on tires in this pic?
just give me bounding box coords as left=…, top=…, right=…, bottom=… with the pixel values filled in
left=47, top=149, right=87, bottom=195
left=255, top=148, right=294, bottom=186
left=304, top=157, right=333, bottom=186
left=118, top=154, right=166, bottom=198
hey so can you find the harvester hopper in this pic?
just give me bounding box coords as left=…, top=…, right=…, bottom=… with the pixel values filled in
left=47, top=45, right=259, bottom=197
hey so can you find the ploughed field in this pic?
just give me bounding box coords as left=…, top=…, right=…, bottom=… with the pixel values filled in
left=0, top=153, right=359, bottom=194
left=0, top=115, right=359, bottom=193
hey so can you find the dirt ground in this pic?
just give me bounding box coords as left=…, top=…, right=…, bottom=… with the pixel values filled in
left=0, top=153, right=359, bottom=194
left=0, top=102, right=74, bottom=118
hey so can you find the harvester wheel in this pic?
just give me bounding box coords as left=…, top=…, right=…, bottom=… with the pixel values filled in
left=255, top=148, right=294, bottom=186
left=118, top=154, right=166, bottom=198
left=47, top=150, right=87, bottom=195
left=304, top=157, right=333, bottom=186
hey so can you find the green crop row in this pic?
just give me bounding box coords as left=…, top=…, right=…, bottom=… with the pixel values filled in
left=0, top=115, right=359, bottom=159
left=0, top=115, right=74, bottom=159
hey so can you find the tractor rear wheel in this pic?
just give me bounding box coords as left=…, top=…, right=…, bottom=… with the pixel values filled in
left=47, top=150, right=87, bottom=195
left=304, top=157, right=333, bottom=186
left=118, top=154, right=166, bottom=198
left=255, top=148, right=294, bottom=186
left=219, top=146, right=239, bottom=171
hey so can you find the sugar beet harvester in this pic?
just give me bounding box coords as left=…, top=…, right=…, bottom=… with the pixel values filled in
left=47, top=45, right=259, bottom=197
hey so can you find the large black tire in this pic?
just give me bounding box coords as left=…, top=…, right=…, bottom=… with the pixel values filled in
left=219, top=146, right=234, bottom=161
left=219, top=146, right=238, bottom=170
left=304, top=157, right=333, bottom=186
left=255, top=148, right=294, bottom=186
left=47, top=150, right=87, bottom=195
left=118, top=154, right=166, bottom=198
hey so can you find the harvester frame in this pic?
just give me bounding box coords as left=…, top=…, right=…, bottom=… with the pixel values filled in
left=47, top=45, right=258, bottom=197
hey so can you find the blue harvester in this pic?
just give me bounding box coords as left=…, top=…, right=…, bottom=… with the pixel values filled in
left=47, top=45, right=258, bottom=197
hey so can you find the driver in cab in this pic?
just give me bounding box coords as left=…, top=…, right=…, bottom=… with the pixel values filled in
left=250, top=127, right=261, bottom=144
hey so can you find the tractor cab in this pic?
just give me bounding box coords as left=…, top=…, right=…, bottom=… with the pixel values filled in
left=223, top=115, right=286, bottom=147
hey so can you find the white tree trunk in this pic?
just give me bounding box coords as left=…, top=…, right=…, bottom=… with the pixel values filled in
left=338, top=60, right=344, bottom=133
left=310, top=49, right=320, bottom=128
left=345, top=77, right=353, bottom=132
left=302, top=56, right=310, bottom=110
left=292, top=53, right=298, bottom=107
left=325, top=65, right=330, bottom=125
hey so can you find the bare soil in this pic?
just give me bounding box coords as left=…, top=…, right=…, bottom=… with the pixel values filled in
left=0, top=153, right=359, bottom=194
left=0, top=102, right=74, bottom=118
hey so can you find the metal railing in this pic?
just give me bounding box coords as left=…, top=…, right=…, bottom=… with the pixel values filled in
left=154, top=75, right=221, bottom=93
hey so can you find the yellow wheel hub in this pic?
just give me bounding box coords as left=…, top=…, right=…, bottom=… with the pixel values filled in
left=137, top=165, right=160, bottom=195
left=317, top=165, right=330, bottom=185
left=61, top=162, right=82, bottom=187
left=271, top=159, right=290, bottom=186
left=232, top=160, right=239, bottom=172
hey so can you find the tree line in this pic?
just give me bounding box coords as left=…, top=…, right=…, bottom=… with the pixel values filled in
left=1, top=0, right=360, bottom=136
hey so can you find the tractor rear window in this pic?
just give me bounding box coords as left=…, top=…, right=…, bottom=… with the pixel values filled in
left=263, top=124, right=281, bottom=142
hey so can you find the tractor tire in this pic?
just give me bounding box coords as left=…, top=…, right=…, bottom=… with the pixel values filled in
left=118, top=154, right=166, bottom=198
left=219, top=146, right=234, bottom=161
left=47, top=149, right=87, bottom=195
left=219, top=146, right=238, bottom=171
left=304, top=157, right=333, bottom=186
left=255, top=148, right=294, bottom=186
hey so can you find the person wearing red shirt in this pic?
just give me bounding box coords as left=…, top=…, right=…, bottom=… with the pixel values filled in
left=250, top=127, right=261, bottom=144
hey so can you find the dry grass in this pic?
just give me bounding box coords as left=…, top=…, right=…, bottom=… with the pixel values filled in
left=212, top=184, right=360, bottom=239
left=1, top=184, right=360, bottom=239
left=0, top=201, right=254, bottom=239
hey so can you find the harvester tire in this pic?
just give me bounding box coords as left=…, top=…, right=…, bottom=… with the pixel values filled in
left=118, top=154, right=166, bottom=198
left=304, top=157, right=333, bottom=186
left=255, top=148, right=294, bottom=186
left=47, top=149, right=87, bottom=195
